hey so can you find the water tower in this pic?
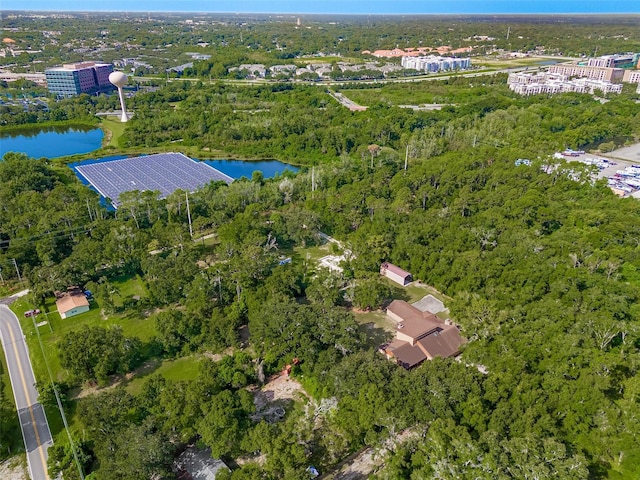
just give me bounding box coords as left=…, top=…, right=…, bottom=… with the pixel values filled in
left=109, top=71, right=129, bottom=122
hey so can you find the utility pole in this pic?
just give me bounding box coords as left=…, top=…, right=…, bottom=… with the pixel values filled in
left=185, top=191, right=193, bottom=238
left=32, top=312, right=85, bottom=479
left=86, top=198, right=93, bottom=221
left=11, top=258, right=21, bottom=283
left=506, top=26, right=510, bottom=40
left=0, top=266, right=4, bottom=285
left=404, top=145, right=409, bottom=171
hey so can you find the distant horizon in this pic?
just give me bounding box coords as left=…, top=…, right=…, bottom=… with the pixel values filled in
left=2, top=0, right=639, bottom=15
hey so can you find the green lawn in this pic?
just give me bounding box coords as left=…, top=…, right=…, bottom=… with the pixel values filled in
left=338, top=86, right=437, bottom=106
left=125, top=355, right=203, bottom=395
left=292, top=242, right=333, bottom=264
left=353, top=310, right=395, bottom=350
left=404, top=282, right=451, bottom=304
left=100, top=117, right=127, bottom=148
left=474, top=55, right=575, bottom=69
left=11, top=275, right=156, bottom=385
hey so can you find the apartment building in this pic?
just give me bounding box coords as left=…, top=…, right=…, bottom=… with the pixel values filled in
left=548, top=64, right=624, bottom=83
left=401, top=55, right=471, bottom=73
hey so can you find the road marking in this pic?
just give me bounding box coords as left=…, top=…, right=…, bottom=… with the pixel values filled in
left=6, top=320, right=50, bottom=479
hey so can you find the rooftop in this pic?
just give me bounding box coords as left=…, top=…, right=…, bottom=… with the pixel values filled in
left=381, top=262, right=411, bottom=278
left=55, top=291, right=89, bottom=313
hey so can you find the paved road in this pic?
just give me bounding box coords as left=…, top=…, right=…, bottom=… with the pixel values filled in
left=0, top=304, right=52, bottom=480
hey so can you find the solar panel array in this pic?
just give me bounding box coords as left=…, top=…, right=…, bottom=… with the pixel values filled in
left=75, top=152, right=233, bottom=208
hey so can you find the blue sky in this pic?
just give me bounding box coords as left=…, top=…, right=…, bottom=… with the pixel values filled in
left=2, top=0, right=638, bottom=14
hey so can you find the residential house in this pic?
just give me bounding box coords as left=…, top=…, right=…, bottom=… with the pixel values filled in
left=55, top=287, right=90, bottom=319
left=382, top=300, right=463, bottom=369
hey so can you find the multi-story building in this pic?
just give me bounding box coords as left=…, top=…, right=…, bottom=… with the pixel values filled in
left=45, top=62, right=115, bottom=97
left=507, top=72, right=566, bottom=85
left=587, top=54, right=639, bottom=69
left=623, top=70, right=640, bottom=83
left=401, top=55, right=471, bottom=73
left=548, top=64, right=624, bottom=83
left=507, top=71, right=622, bottom=96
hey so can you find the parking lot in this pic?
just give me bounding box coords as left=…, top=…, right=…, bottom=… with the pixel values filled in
left=607, top=143, right=640, bottom=164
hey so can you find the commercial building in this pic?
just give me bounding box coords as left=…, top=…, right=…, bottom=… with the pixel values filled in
left=587, top=54, right=638, bottom=69
left=508, top=71, right=622, bottom=96
left=623, top=70, right=640, bottom=83
left=45, top=61, right=115, bottom=97
left=548, top=64, right=624, bottom=83
left=0, top=71, right=47, bottom=86
left=401, top=55, right=471, bottom=73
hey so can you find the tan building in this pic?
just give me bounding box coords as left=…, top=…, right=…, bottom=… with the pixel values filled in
left=382, top=300, right=463, bottom=369
left=623, top=70, right=640, bottom=83
left=548, top=64, right=624, bottom=83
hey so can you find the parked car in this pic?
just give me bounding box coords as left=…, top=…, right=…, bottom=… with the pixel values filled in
left=24, top=309, right=41, bottom=317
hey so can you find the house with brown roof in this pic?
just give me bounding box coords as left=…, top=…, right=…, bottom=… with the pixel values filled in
left=380, top=262, right=412, bottom=286
left=382, top=300, right=463, bottom=369
left=56, top=287, right=90, bottom=319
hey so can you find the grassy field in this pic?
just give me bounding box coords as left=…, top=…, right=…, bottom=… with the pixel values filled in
left=292, top=242, right=333, bottom=264
left=125, top=355, right=203, bottom=395
left=353, top=309, right=395, bottom=350
left=473, top=55, right=574, bottom=69
left=11, top=275, right=155, bottom=385
left=338, top=85, right=437, bottom=106
left=100, top=117, right=128, bottom=148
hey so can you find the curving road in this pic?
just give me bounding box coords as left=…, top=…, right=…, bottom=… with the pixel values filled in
left=0, top=304, right=52, bottom=480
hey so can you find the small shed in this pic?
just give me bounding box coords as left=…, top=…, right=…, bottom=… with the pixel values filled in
left=380, top=262, right=412, bottom=286
left=55, top=288, right=90, bottom=319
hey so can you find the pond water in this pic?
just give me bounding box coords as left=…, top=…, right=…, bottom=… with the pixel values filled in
left=201, top=159, right=298, bottom=179
left=0, top=127, right=104, bottom=159
left=1, top=128, right=299, bottom=180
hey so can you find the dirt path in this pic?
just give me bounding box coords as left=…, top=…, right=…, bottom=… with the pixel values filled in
left=72, top=358, right=161, bottom=399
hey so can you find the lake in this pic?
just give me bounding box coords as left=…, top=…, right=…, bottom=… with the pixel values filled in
left=1, top=128, right=299, bottom=179
left=0, top=127, right=104, bottom=159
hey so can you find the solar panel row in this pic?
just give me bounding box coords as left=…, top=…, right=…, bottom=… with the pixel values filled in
left=75, top=152, right=233, bottom=207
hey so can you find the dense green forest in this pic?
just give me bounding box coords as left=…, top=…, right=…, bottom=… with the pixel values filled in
left=2, top=86, right=640, bottom=478
left=114, top=78, right=640, bottom=164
